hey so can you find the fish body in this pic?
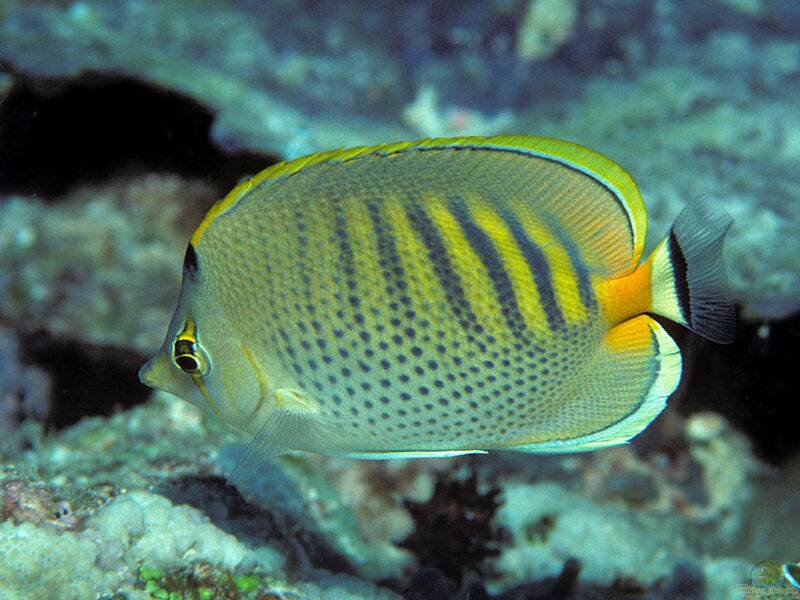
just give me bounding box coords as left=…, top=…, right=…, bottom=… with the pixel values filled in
left=140, top=136, right=734, bottom=461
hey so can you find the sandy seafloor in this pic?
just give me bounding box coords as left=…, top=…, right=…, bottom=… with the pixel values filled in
left=1, top=1, right=799, bottom=599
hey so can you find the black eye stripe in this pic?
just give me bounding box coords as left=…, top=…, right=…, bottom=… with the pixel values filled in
left=174, top=339, right=195, bottom=357
left=173, top=318, right=211, bottom=376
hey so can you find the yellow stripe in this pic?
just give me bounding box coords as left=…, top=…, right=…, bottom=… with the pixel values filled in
left=343, top=196, right=382, bottom=294
left=466, top=201, right=556, bottom=332
left=410, top=136, right=645, bottom=262
left=471, top=136, right=645, bottom=261
left=338, top=195, right=385, bottom=332
left=241, top=342, right=271, bottom=416
left=222, top=368, right=238, bottom=413
left=305, top=200, right=339, bottom=303
left=382, top=198, right=451, bottom=323
left=193, top=376, right=221, bottom=416
left=422, top=196, right=503, bottom=331
left=502, top=205, right=589, bottom=325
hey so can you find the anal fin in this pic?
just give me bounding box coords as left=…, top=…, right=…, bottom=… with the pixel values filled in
left=507, top=315, right=681, bottom=453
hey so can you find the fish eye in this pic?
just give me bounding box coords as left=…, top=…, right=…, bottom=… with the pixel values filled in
left=173, top=321, right=211, bottom=376
left=175, top=352, right=200, bottom=373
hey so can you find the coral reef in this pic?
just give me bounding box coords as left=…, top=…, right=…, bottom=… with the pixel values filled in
left=401, top=86, right=514, bottom=138
left=0, top=175, right=215, bottom=351
left=0, top=327, right=51, bottom=450
left=0, top=1, right=798, bottom=599
left=684, top=412, right=762, bottom=543
left=516, top=0, right=578, bottom=62
left=0, top=479, right=77, bottom=530
left=0, top=379, right=792, bottom=599
left=0, top=484, right=400, bottom=600
left=495, top=479, right=695, bottom=588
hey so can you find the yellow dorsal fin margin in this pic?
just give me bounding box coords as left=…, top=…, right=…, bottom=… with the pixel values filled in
left=191, top=136, right=646, bottom=259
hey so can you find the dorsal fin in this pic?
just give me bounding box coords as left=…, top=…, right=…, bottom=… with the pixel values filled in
left=192, top=136, right=647, bottom=277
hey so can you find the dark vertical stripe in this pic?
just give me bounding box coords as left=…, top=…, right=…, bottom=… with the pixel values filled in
left=447, top=196, right=529, bottom=339
left=294, top=209, right=312, bottom=295
left=499, top=210, right=567, bottom=332
left=294, top=209, right=309, bottom=260
left=367, top=199, right=406, bottom=297
left=329, top=197, right=365, bottom=334
left=404, top=198, right=479, bottom=335
left=668, top=230, right=691, bottom=325
left=331, top=197, right=357, bottom=293
left=550, top=222, right=597, bottom=312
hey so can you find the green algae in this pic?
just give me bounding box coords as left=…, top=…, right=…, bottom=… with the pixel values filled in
left=138, top=562, right=306, bottom=600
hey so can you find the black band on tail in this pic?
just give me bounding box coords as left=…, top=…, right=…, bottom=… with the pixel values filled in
left=668, top=230, right=692, bottom=326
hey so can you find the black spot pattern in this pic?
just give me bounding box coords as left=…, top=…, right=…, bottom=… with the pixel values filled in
left=199, top=144, right=621, bottom=454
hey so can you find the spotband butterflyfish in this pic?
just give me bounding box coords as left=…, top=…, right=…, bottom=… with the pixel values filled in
left=140, top=136, right=734, bottom=462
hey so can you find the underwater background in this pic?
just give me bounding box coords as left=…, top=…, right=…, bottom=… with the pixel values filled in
left=1, top=1, right=799, bottom=599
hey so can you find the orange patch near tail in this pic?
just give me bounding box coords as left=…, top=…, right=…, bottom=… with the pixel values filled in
left=605, top=313, right=654, bottom=353
left=599, top=254, right=654, bottom=328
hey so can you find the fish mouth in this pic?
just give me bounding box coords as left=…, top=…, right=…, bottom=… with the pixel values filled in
left=138, top=358, right=156, bottom=387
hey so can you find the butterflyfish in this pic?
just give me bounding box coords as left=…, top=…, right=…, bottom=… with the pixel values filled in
left=139, top=136, right=735, bottom=464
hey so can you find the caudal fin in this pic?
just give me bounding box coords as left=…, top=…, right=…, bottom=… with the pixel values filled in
left=649, top=202, right=735, bottom=343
